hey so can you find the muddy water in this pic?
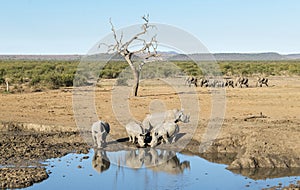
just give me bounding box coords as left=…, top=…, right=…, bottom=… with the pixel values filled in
left=26, top=149, right=300, bottom=190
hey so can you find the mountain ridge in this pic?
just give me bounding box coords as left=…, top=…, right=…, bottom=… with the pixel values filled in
left=0, top=52, right=299, bottom=61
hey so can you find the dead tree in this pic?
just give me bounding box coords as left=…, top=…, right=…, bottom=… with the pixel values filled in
left=100, top=15, right=159, bottom=96
left=5, top=78, right=10, bottom=92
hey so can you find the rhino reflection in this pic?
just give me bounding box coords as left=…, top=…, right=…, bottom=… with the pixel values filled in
left=125, top=149, right=145, bottom=169
left=147, top=149, right=190, bottom=174
left=125, top=148, right=190, bottom=174
left=92, top=149, right=110, bottom=173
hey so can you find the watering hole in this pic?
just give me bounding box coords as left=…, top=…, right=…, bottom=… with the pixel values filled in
left=24, top=149, right=300, bottom=190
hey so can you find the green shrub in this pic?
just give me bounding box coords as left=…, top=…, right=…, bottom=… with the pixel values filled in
left=30, top=75, right=41, bottom=86
left=99, top=69, right=114, bottom=79
left=61, top=74, right=74, bottom=87
left=47, top=73, right=62, bottom=89
left=0, top=59, right=299, bottom=90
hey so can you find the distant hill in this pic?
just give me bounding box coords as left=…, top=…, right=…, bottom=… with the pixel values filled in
left=0, top=53, right=138, bottom=61
left=0, top=54, right=82, bottom=61
left=214, top=52, right=286, bottom=61
left=284, top=54, right=300, bottom=60
left=169, top=52, right=294, bottom=61
left=0, top=52, right=299, bottom=61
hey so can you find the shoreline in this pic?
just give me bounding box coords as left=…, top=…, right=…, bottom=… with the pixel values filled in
left=1, top=118, right=300, bottom=188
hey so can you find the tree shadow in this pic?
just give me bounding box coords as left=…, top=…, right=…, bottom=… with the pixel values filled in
left=114, top=137, right=129, bottom=143
left=138, top=91, right=209, bottom=98
left=176, top=133, right=186, bottom=141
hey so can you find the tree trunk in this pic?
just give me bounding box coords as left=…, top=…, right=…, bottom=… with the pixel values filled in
left=133, top=70, right=140, bottom=96
left=5, top=81, right=9, bottom=92
left=125, top=55, right=140, bottom=97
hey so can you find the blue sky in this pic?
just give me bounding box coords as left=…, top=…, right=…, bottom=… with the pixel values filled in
left=0, top=0, right=299, bottom=54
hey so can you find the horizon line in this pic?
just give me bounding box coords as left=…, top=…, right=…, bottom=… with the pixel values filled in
left=0, top=51, right=300, bottom=55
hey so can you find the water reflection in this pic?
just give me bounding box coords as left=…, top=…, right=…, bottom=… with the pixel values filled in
left=91, top=149, right=110, bottom=173
left=90, top=148, right=300, bottom=180
left=229, top=168, right=300, bottom=180
left=125, top=149, right=144, bottom=169
left=123, top=148, right=190, bottom=174
left=91, top=148, right=191, bottom=175
left=145, top=149, right=190, bottom=174
left=29, top=149, right=300, bottom=190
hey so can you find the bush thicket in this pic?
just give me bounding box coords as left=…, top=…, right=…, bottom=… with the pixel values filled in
left=0, top=60, right=299, bottom=91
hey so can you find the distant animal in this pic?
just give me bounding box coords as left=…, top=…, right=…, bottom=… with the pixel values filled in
left=207, top=79, right=220, bottom=88
left=214, top=79, right=225, bottom=88
left=235, top=77, right=249, bottom=88
left=92, top=149, right=110, bottom=173
left=125, top=121, right=146, bottom=147
left=225, top=79, right=234, bottom=88
left=91, top=120, right=110, bottom=148
left=149, top=121, right=179, bottom=147
left=142, top=109, right=190, bottom=134
left=185, top=76, right=198, bottom=87
left=256, top=77, right=269, bottom=87
left=199, top=78, right=209, bottom=87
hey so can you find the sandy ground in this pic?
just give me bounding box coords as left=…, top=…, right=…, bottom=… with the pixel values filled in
left=0, top=76, right=300, bottom=188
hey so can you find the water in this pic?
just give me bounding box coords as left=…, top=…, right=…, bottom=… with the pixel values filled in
left=26, top=149, right=300, bottom=190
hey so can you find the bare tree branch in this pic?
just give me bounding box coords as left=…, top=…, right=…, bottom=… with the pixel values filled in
left=119, top=31, right=124, bottom=45
left=98, top=43, right=116, bottom=53
left=105, top=15, right=158, bottom=57
left=121, top=14, right=151, bottom=51
left=109, top=18, right=121, bottom=52
left=132, top=35, right=157, bottom=55
left=99, top=15, right=159, bottom=96
left=142, top=14, right=149, bottom=23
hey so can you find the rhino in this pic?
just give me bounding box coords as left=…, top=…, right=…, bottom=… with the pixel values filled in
left=91, top=120, right=110, bottom=148
left=125, top=121, right=146, bottom=147
left=149, top=121, right=179, bottom=147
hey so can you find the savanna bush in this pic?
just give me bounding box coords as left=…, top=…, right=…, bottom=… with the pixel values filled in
left=0, top=59, right=299, bottom=91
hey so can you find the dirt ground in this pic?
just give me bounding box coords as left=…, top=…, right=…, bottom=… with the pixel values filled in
left=0, top=76, right=300, bottom=188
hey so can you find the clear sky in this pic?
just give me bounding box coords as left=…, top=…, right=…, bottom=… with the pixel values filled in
left=0, top=0, right=299, bottom=54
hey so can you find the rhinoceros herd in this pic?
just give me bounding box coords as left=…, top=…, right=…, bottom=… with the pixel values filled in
left=91, top=109, right=190, bottom=148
